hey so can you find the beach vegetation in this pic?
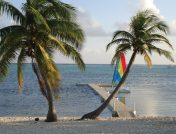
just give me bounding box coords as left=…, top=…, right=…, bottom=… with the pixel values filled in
left=0, top=0, right=85, bottom=122
left=81, top=9, right=174, bottom=120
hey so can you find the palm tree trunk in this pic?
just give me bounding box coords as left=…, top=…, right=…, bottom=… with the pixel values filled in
left=32, top=61, right=57, bottom=122
left=45, top=84, right=57, bottom=122
left=39, top=69, right=57, bottom=122
left=32, top=62, right=48, bottom=100
left=80, top=50, right=137, bottom=120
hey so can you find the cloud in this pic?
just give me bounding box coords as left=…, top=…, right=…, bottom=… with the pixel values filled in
left=114, top=0, right=162, bottom=33
left=169, top=20, right=176, bottom=35
left=138, top=0, right=160, bottom=14
left=77, top=8, right=108, bottom=37
left=114, top=22, right=129, bottom=31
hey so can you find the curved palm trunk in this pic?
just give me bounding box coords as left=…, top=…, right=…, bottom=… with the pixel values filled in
left=81, top=51, right=137, bottom=120
left=32, top=61, right=57, bottom=122
left=45, top=83, right=57, bottom=122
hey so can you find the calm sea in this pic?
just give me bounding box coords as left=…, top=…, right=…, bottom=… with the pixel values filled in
left=0, top=64, right=176, bottom=117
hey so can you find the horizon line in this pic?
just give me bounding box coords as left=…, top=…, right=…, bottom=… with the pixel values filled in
left=10, top=63, right=176, bottom=65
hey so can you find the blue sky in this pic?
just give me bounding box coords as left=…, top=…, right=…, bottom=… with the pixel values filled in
left=1, top=0, right=176, bottom=64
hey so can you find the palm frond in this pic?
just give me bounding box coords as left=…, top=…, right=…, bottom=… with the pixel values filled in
left=111, top=53, right=121, bottom=66
left=147, top=44, right=174, bottom=62
left=34, top=44, right=61, bottom=90
left=0, top=25, right=25, bottom=39
left=0, top=27, right=27, bottom=56
left=106, top=38, right=131, bottom=51
left=116, top=43, right=132, bottom=52
left=48, top=19, right=84, bottom=48
left=26, top=5, right=51, bottom=32
left=146, top=21, right=168, bottom=34
left=144, top=52, right=152, bottom=68
left=147, top=34, right=173, bottom=49
left=112, top=30, right=134, bottom=41
left=17, top=48, right=27, bottom=93
left=63, top=44, right=85, bottom=70
left=0, top=44, right=19, bottom=80
left=0, top=0, right=25, bottom=24
left=110, top=45, right=130, bottom=65
left=48, top=34, right=67, bottom=54
left=42, top=0, right=76, bottom=20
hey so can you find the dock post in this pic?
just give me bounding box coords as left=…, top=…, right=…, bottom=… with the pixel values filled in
left=112, top=97, right=119, bottom=117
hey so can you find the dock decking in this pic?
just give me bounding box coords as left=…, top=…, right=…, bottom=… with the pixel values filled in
left=77, top=83, right=135, bottom=118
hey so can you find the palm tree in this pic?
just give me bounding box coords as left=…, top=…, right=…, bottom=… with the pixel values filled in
left=81, top=10, right=174, bottom=120
left=0, top=0, right=85, bottom=122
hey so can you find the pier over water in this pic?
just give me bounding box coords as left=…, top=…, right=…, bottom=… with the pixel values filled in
left=76, top=83, right=135, bottom=118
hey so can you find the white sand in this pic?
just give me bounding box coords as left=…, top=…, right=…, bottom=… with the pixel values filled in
left=0, top=116, right=176, bottom=134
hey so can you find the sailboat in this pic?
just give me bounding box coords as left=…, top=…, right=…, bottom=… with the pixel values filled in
left=111, top=52, right=130, bottom=93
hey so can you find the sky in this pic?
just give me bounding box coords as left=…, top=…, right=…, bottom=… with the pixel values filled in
left=1, top=0, right=176, bottom=64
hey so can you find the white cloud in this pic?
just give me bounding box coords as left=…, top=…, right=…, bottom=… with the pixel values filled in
left=133, top=0, right=164, bottom=19
left=169, top=20, right=176, bottom=35
left=114, top=0, right=162, bottom=34
left=138, top=0, right=160, bottom=14
left=77, top=8, right=108, bottom=37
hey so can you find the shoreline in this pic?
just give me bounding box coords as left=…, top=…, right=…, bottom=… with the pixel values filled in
left=0, top=116, right=176, bottom=134
left=1, top=116, right=176, bottom=122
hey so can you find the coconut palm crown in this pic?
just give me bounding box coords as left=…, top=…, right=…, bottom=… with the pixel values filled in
left=81, top=10, right=174, bottom=120
left=0, top=0, right=85, bottom=122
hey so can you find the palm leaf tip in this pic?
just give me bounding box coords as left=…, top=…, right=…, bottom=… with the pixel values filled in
left=106, top=42, right=112, bottom=51
left=17, top=70, right=23, bottom=93
left=17, top=64, right=23, bottom=88
left=144, top=53, right=152, bottom=68
left=165, top=53, right=174, bottom=62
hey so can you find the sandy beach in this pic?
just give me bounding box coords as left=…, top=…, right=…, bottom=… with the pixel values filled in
left=0, top=116, right=176, bottom=134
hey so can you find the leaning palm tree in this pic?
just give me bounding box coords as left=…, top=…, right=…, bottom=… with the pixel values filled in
left=0, top=0, right=85, bottom=122
left=81, top=10, right=174, bottom=120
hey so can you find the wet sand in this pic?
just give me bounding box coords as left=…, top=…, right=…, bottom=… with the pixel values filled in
left=0, top=116, right=176, bottom=134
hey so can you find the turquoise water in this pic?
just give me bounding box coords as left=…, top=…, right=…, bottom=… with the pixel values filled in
left=0, top=64, right=176, bottom=117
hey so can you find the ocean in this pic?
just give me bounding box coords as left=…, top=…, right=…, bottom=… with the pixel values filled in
left=0, top=64, right=176, bottom=117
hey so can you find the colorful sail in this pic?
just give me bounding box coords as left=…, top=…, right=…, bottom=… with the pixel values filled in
left=112, top=52, right=126, bottom=86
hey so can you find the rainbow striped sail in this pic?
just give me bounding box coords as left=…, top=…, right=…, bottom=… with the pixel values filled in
left=112, top=52, right=126, bottom=86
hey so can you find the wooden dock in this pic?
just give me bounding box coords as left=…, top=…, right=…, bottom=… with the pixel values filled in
left=77, top=83, right=135, bottom=118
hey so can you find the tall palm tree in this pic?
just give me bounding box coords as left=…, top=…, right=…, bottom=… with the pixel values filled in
left=81, top=10, right=174, bottom=120
left=0, top=0, right=85, bottom=122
